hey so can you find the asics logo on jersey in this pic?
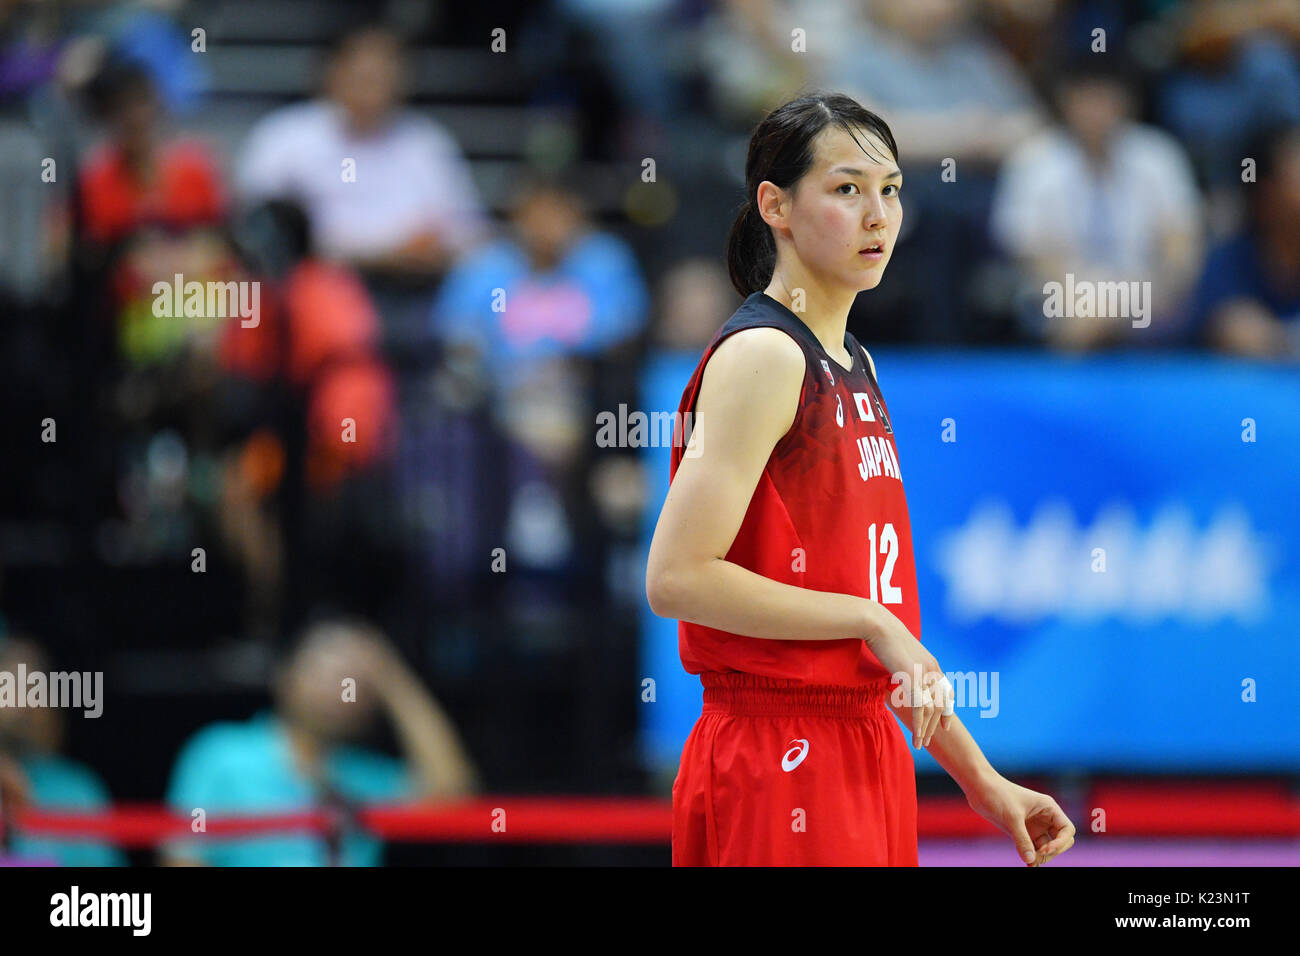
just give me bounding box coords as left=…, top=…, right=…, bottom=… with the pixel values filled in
left=836, top=394, right=844, bottom=427
left=781, top=738, right=810, bottom=772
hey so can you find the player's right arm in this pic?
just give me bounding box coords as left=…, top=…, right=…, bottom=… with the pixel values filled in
left=649, top=326, right=864, bottom=640
left=645, top=326, right=953, bottom=745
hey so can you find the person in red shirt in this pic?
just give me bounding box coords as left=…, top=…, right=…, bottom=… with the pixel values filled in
left=645, top=91, right=1076, bottom=867
left=76, top=60, right=231, bottom=371
left=78, top=60, right=224, bottom=245
left=215, top=200, right=399, bottom=496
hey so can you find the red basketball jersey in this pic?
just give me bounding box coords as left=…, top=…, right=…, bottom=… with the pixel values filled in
left=669, top=291, right=921, bottom=687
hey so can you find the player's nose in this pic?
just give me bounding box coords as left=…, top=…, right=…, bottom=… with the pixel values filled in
left=862, top=196, right=888, bottom=230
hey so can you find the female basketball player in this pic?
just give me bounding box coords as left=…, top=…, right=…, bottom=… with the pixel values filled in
left=646, top=92, right=1075, bottom=866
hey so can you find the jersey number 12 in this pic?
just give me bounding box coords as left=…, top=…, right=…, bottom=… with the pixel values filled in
left=867, top=522, right=902, bottom=604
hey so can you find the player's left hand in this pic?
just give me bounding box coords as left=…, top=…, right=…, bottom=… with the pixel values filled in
left=964, top=775, right=1075, bottom=866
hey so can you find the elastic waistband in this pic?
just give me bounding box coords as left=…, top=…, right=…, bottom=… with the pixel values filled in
left=700, top=672, right=890, bottom=718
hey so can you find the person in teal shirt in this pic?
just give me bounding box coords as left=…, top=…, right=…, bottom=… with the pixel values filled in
left=8, top=754, right=127, bottom=866
left=0, top=635, right=127, bottom=866
left=163, top=617, right=479, bottom=866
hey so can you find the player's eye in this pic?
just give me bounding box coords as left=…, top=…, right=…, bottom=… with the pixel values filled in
left=883, top=184, right=901, bottom=197
left=837, top=182, right=860, bottom=195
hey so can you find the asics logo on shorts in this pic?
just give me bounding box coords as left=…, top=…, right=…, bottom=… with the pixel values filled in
left=781, top=738, right=809, bottom=772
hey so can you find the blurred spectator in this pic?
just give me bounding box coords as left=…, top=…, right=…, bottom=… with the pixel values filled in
left=990, top=53, right=1204, bottom=348
left=0, top=1, right=63, bottom=105
left=0, top=635, right=126, bottom=866
left=235, top=24, right=490, bottom=278
left=73, top=60, right=252, bottom=599
left=85, top=0, right=210, bottom=116
left=0, top=116, right=53, bottom=303
left=429, top=168, right=649, bottom=579
left=217, top=199, right=403, bottom=633
left=433, top=168, right=649, bottom=390
left=977, top=0, right=1071, bottom=86
left=830, top=0, right=1046, bottom=165
left=1185, top=122, right=1300, bottom=358
left=78, top=59, right=223, bottom=246
left=0, top=0, right=208, bottom=113
left=697, top=0, right=861, bottom=124
left=220, top=200, right=400, bottom=497
left=1157, top=0, right=1300, bottom=207
left=526, top=0, right=690, bottom=158
left=75, top=57, right=231, bottom=388
left=162, top=617, right=479, bottom=866
left=823, top=0, right=1049, bottom=342
left=649, top=257, right=735, bottom=353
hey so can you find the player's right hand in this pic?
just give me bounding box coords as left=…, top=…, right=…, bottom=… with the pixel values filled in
left=863, top=618, right=954, bottom=748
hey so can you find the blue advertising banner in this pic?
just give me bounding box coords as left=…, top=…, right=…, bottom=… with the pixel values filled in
left=639, top=350, right=1300, bottom=774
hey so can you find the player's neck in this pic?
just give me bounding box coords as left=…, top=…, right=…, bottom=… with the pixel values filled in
left=762, top=278, right=853, bottom=361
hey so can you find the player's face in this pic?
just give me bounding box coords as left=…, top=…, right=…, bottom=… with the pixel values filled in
left=788, top=126, right=902, bottom=292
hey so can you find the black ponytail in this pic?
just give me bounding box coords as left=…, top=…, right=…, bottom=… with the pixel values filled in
left=726, top=199, right=777, bottom=301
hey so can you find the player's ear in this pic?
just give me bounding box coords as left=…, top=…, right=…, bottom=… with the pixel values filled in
left=755, top=181, right=788, bottom=231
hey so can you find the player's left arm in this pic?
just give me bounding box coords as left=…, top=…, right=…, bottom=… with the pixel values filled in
left=883, top=698, right=1076, bottom=866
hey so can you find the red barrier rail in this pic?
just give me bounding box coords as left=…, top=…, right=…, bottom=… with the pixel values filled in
left=7, top=799, right=673, bottom=848
left=6, top=784, right=1299, bottom=848
left=1087, top=781, right=1300, bottom=837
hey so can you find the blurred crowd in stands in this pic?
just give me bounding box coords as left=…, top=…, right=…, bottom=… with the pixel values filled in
left=1, top=0, right=1298, bottom=863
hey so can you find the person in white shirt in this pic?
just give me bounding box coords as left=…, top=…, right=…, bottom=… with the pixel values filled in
left=990, top=56, right=1205, bottom=349
left=236, top=26, right=491, bottom=277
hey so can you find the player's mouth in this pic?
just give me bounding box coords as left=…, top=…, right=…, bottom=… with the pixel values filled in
left=859, top=240, right=886, bottom=261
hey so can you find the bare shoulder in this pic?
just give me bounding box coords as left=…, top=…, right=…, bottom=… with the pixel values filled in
left=705, top=326, right=805, bottom=384
left=696, top=325, right=806, bottom=446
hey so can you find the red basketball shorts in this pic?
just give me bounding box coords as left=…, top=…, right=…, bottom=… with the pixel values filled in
left=672, top=672, right=918, bottom=866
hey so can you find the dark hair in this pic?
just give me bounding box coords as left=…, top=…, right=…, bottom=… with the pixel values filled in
left=1244, top=120, right=1300, bottom=186
left=508, top=164, right=589, bottom=215
left=1047, top=50, right=1146, bottom=120
left=1242, top=120, right=1300, bottom=224
left=725, top=91, right=899, bottom=298
left=229, top=199, right=314, bottom=277
left=85, top=59, right=157, bottom=122
left=327, top=22, right=404, bottom=64
left=1052, top=50, right=1141, bottom=93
